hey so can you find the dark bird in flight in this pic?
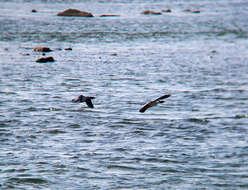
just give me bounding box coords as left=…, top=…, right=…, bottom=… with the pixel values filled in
left=139, top=94, right=171, bottom=113
left=72, top=95, right=95, bottom=108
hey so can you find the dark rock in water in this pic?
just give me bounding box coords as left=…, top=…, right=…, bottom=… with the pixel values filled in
left=191, top=10, right=200, bottom=13
left=99, top=14, right=120, bottom=17
left=141, top=10, right=162, bottom=15
left=110, top=53, right=117, bottom=56
left=34, top=47, right=52, bottom=52
left=184, top=9, right=200, bottom=13
left=57, top=9, right=94, bottom=17
left=162, top=9, right=172, bottom=13
left=184, top=9, right=191, bottom=12
left=64, top=47, right=72, bottom=50
left=22, top=53, right=30, bottom=56
left=36, top=56, right=55, bottom=63
left=31, top=9, right=37, bottom=13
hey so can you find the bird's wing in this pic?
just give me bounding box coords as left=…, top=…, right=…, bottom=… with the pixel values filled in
left=154, top=94, right=171, bottom=101
left=72, top=97, right=80, bottom=103
left=86, top=99, right=94, bottom=108
left=139, top=101, right=156, bottom=113
left=139, top=94, right=171, bottom=113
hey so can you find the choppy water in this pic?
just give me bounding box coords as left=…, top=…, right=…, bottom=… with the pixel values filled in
left=1, top=0, right=248, bottom=189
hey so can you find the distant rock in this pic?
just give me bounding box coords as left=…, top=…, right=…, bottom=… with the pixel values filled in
left=184, top=9, right=200, bottom=13
left=99, top=14, right=120, bottom=17
left=64, top=47, right=72, bottom=50
left=141, top=10, right=162, bottom=15
left=33, top=47, right=52, bottom=52
left=22, top=53, right=30, bottom=56
left=162, top=9, right=172, bottom=13
left=57, top=9, right=94, bottom=17
left=191, top=10, right=200, bottom=13
left=36, top=56, right=55, bottom=63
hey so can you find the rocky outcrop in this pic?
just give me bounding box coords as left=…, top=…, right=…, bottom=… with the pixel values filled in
left=33, top=47, right=52, bottom=52
left=57, top=9, right=94, bottom=17
left=141, top=10, right=162, bottom=15
left=36, top=56, right=55, bottom=63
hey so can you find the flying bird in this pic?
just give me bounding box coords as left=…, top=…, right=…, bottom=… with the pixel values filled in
left=72, top=95, right=95, bottom=108
left=139, top=94, right=171, bottom=113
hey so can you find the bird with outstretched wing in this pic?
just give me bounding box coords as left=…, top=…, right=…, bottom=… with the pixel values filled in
left=139, top=94, right=171, bottom=113
left=72, top=95, right=95, bottom=108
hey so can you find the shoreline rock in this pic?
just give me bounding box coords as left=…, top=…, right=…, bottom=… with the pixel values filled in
left=57, top=9, right=94, bottom=17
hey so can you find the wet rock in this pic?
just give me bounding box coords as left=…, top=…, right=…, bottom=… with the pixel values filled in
left=184, top=9, right=200, bottom=13
left=33, top=47, right=52, bottom=52
left=64, top=47, right=72, bottom=50
left=141, top=10, right=162, bottom=15
left=36, top=56, right=55, bottom=63
left=57, top=9, right=94, bottom=17
left=31, top=9, right=37, bottom=13
left=22, top=53, right=30, bottom=56
left=110, top=53, right=117, bottom=56
left=191, top=10, right=200, bottom=13
left=99, top=14, right=120, bottom=17
left=162, top=9, right=172, bottom=13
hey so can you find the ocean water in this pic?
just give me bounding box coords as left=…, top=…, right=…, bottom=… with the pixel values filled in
left=1, top=0, right=248, bottom=189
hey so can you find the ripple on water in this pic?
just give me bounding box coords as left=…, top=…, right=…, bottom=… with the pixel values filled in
left=6, top=177, right=49, bottom=186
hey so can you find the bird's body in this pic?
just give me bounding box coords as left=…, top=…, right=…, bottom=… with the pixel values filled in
left=72, top=95, right=95, bottom=108
left=139, top=94, right=171, bottom=113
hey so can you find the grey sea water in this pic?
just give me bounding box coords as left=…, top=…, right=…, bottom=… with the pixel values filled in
left=0, top=0, right=248, bottom=189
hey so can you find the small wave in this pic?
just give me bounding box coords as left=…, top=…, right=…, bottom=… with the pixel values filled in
left=235, top=114, right=248, bottom=119
left=8, top=177, right=48, bottom=184
left=107, top=164, right=138, bottom=171
left=41, top=129, right=67, bottom=134
left=186, top=118, right=210, bottom=124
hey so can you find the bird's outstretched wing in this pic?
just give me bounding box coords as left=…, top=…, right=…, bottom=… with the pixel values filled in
left=86, top=99, right=94, bottom=108
left=139, top=101, right=156, bottom=113
left=139, top=94, right=171, bottom=113
left=72, top=97, right=80, bottom=103
left=154, top=94, right=171, bottom=101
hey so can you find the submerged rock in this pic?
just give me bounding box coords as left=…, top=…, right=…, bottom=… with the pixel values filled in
left=57, top=9, right=94, bottom=17
left=99, top=14, right=120, bottom=17
left=36, top=56, right=55, bottom=63
left=141, top=10, right=162, bottom=15
left=33, top=47, right=52, bottom=52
